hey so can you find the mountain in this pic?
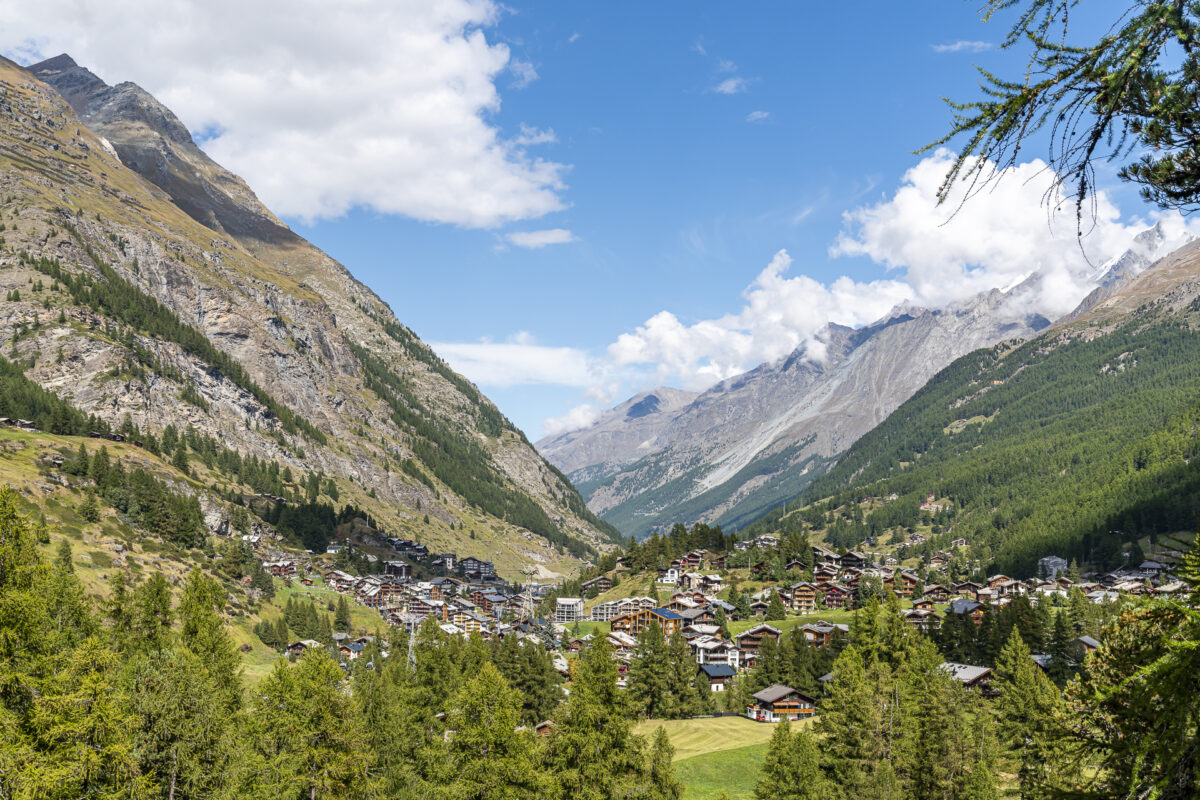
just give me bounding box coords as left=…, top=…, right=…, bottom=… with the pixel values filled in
left=741, top=238, right=1200, bottom=576
left=0, top=54, right=618, bottom=577
left=539, top=289, right=1054, bottom=538
left=539, top=220, right=1193, bottom=540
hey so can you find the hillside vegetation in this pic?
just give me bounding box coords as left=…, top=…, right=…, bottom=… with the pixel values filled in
left=740, top=288, right=1200, bottom=575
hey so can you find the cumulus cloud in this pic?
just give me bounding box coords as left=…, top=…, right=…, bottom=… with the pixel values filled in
left=431, top=333, right=596, bottom=388
left=505, top=228, right=577, bottom=248
left=746, top=110, right=770, bottom=123
left=607, top=250, right=912, bottom=389
left=932, top=40, right=993, bottom=53
left=0, top=0, right=567, bottom=226
left=542, top=404, right=601, bottom=437
left=713, top=77, right=747, bottom=95
left=830, top=149, right=1200, bottom=319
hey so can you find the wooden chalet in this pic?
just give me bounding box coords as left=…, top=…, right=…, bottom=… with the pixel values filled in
left=747, top=684, right=817, bottom=722
left=735, top=624, right=781, bottom=666
left=788, top=582, right=818, bottom=613
left=924, top=584, right=950, bottom=603
left=610, top=607, right=683, bottom=637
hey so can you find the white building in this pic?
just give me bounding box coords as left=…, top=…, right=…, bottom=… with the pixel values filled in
left=555, top=597, right=585, bottom=624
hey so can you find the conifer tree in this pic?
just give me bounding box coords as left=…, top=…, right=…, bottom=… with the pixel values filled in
left=765, top=592, right=787, bottom=622
left=544, top=639, right=649, bottom=800
left=993, top=628, right=1061, bottom=798
left=442, top=661, right=545, bottom=799
left=755, top=721, right=828, bottom=800
left=646, top=727, right=683, bottom=800
left=335, top=595, right=351, bottom=633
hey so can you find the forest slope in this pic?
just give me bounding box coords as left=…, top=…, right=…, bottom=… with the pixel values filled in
left=739, top=242, right=1200, bottom=575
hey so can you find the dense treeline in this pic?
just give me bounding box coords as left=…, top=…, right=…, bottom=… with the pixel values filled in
left=63, top=441, right=205, bottom=546
left=0, top=489, right=683, bottom=799
left=22, top=246, right=326, bottom=445
left=742, top=313, right=1200, bottom=575
left=350, top=342, right=599, bottom=559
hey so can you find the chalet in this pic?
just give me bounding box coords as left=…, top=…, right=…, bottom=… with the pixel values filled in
left=698, top=664, right=736, bottom=692
left=799, top=621, right=849, bottom=649
left=657, top=566, right=681, bottom=585
left=610, top=607, right=683, bottom=637
left=325, top=570, right=356, bottom=593
left=924, top=584, right=950, bottom=603
left=748, top=599, right=771, bottom=617
left=814, top=565, right=840, bottom=582
left=894, top=571, right=918, bottom=598
left=947, top=598, right=986, bottom=624
left=747, top=684, right=817, bottom=722
left=263, top=560, right=297, bottom=578
left=430, top=553, right=456, bottom=571
left=383, top=560, right=412, bottom=579
left=606, top=631, right=638, bottom=659
left=939, top=662, right=993, bottom=693
left=675, top=606, right=714, bottom=626
left=911, top=598, right=935, bottom=612
left=580, top=575, right=613, bottom=597
left=735, top=624, right=781, bottom=667
left=750, top=561, right=772, bottom=578
left=902, top=608, right=941, bottom=632
left=753, top=535, right=781, bottom=550
left=1038, top=555, right=1069, bottom=579
left=287, top=639, right=322, bottom=657
left=819, top=583, right=853, bottom=609
left=951, top=581, right=982, bottom=599
left=788, top=582, right=818, bottom=613
left=1076, top=635, right=1101, bottom=655
left=812, top=545, right=840, bottom=565
left=472, top=591, right=508, bottom=616
left=841, top=551, right=867, bottom=570
left=705, top=553, right=727, bottom=570
left=534, top=720, right=557, bottom=737
left=785, top=559, right=809, bottom=573
left=679, top=550, right=705, bottom=569
left=950, top=538, right=967, bottom=548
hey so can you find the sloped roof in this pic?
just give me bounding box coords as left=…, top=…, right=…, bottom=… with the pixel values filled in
left=699, top=664, right=736, bottom=678
left=939, top=662, right=992, bottom=684
left=752, top=684, right=813, bottom=704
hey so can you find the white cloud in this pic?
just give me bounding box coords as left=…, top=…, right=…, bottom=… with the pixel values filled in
left=513, top=124, right=557, bottom=146
left=432, top=333, right=596, bottom=388
left=829, top=149, right=1200, bottom=318
left=713, top=77, right=747, bottom=95
left=607, top=250, right=913, bottom=390
left=746, top=110, right=770, bottom=123
left=542, top=404, right=601, bottom=437
left=505, top=228, right=577, bottom=248
left=932, top=40, right=993, bottom=53
left=509, top=59, right=538, bottom=88
left=1, top=0, right=567, bottom=226
left=568, top=32, right=580, bottom=43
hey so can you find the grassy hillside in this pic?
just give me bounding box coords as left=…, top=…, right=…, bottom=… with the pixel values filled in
left=0, top=424, right=384, bottom=681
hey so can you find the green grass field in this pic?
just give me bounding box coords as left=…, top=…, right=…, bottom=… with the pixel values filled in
left=633, top=716, right=777, bottom=761
left=675, top=742, right=769, bottom=800
left=634, top=715, right=808, bottom=799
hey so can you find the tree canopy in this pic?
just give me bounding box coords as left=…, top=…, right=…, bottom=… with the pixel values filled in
left=927, top=0, right=1200, bottom=218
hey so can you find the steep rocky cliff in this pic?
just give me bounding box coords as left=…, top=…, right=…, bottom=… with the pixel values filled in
left=0, top=55, right=617, bottom=577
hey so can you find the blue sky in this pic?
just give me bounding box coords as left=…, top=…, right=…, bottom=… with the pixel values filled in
left=5, top=0, right=1172, bottom=439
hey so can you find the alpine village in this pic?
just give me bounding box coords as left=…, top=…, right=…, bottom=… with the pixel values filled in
left=1, top=3, right=1199, bottom=800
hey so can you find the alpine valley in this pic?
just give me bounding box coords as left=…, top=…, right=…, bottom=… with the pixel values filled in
left=537, top=222, right=1195, bottom=539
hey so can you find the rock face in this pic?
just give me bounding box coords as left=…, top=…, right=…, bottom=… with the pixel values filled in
left=0, top=55, right=617, bottom=577
left=539, top=228, right=1192, bottom=540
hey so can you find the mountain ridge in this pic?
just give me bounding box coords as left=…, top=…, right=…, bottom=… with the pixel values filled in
left=1, top=54, right=616, bottom=577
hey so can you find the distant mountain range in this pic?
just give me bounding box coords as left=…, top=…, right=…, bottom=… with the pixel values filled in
left=537, top=221, right=1193, bottom=539
left=0, top=54, right=619, bottom=577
